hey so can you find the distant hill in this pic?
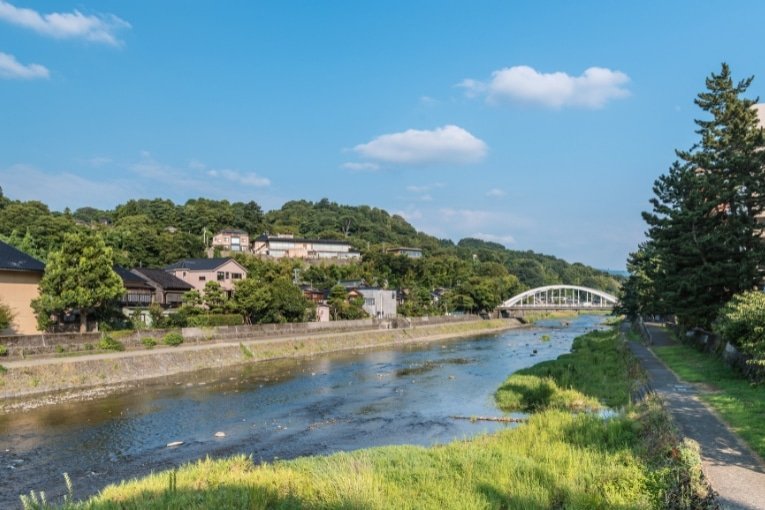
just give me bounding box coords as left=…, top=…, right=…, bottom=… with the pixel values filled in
left=0, top=194, right=621, bottom=294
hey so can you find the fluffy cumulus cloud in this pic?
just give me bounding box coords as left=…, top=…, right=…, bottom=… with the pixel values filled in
left=459, top=65, right=630, bottom=109
left=0, top=51, right=48, bottom=79
left=352, top=125, right=487, bottom=165
left=0, top=1, right=130, bottom=46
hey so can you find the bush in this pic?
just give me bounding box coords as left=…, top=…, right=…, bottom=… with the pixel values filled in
left=163, top=332, right=184, bottom=347
left=715, top=291, right=765, bottom=367
left=186, top=314, right=243, bottom=327
left=98, top=335, right=125, bottom=351
left=0, top=300, right=14, bottom=330
left=0, top=344, right=7, bottom=356
left=141, top=337, right=157, bottom=349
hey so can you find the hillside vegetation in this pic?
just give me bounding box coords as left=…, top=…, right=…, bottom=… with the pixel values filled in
left=0, top=193, right=620, bottom=316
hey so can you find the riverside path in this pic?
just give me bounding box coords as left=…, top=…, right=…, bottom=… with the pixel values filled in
left=628, top=323, right=765, bottom=510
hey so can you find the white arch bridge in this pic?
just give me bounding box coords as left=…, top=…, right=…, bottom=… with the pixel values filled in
left=498, top=285, right=619, bottom=315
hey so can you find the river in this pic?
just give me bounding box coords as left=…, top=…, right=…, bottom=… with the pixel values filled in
left=0, top=314, right=606, bottom=506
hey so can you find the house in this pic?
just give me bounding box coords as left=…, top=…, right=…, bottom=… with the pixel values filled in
left=114, top=266, right=154, bottom=308
left=299, top=284, right=326, bottom=304
left=252, top=234, right=361, bottom=260
left=386, top=246, right=423, bottom=259
left=357, top=287, right=397, bottom=319
left=131, top=268, right=194, bottom=308
left=164, top=257, right=248, bottom=295
left=0, top=240, right=45, bottom=334
left=212, top=229, right=250, bottom=253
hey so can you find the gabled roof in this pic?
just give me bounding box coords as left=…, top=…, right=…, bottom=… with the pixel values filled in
left=165, top=258, right=240, bottom=272
left=0, top=240, right=45, bottom=273
left=114, top=265, right=153, bottom=289
left=132, top=268, right=194, bottom=291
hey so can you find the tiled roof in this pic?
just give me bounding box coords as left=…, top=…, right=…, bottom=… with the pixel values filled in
left=165, top=258, right=233, bottom=271
left=132, top=268, right=194, bottom=291
left=114, top=266, right=153, bottom=289
left=0, top=241, right=45, bottom=273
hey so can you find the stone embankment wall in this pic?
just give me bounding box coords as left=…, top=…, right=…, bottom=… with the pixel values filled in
left=0, top=318, right=520, bottom=410
left=0, top=315, right=480, bottom=358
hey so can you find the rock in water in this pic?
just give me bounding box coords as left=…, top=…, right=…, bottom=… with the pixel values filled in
left=214, top=431, right=226, bottom=438
left=166, top=441, right=183, bottom=447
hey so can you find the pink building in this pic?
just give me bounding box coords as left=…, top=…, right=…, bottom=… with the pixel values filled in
left=212, top=229, right=250, bottom=253
left=165, top=258, right=248, bottom=296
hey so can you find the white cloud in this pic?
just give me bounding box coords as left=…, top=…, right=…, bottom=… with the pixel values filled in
left=471, top=232, right=515, bottom=245
left=0, top=1, right=130, bottom=46
left=207, top=169, right=270, bottom=187
left=342, top=162, right=380, bottom=172
left=352, top=125, right=487, bottom=165
left=485, top=188, right=506, bottom=198
left=0, top=51, right=48, bottom=79
left=460, top=65, right=630, bottom=109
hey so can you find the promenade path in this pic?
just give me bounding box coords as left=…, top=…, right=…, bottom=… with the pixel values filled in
left=629, top=323, right=765, bottom=510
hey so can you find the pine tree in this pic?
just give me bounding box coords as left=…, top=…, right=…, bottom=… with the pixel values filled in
left=642, top=64, right=765, bottom=327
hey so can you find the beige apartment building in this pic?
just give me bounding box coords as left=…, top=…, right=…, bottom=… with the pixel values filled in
left=0, top=241, right=45, bottom=335
left=252, top=234, right=361, bottom=260
left=212, top=229, right=250, bottom=253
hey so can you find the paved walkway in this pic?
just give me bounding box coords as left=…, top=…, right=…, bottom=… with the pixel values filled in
left=629, top=323, right=765, bottom=510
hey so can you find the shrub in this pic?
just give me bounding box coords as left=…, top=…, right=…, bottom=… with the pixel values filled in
left=163, top=332, right=184, bottom=347
left=0, top=364, right=6, bottom=374
left=0, top=344, right=7, bottom=356
left=141, top=337, right=157, bottom=349
left=715, top=291, right=765, bottom=372
left=0, top=300, right=14, bottom=330
left=98, top=335, right=125, bottom=351
left=55, top=344, right=65, bottom=353
left=187, top=314, right=243, bottom=327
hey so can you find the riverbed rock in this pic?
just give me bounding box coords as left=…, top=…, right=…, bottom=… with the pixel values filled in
left=166, top=441, right=183, bottom=447
left=214, top=431, right=226, bottom=438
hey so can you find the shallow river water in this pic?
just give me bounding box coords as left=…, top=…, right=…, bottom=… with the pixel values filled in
left=0, top=315, right=606, bottom=506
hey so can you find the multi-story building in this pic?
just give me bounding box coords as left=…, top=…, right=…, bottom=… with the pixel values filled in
left=252, top=234, right=361, bottom=260
left=357, top=287, right=397, bottom=319
left=130, top=268, right=194, bottom=308
left=165, top=257, right=248, bottom=296
left=386, top=246, right=423, bottom=258
left=212, top=229, right=250, bottom=253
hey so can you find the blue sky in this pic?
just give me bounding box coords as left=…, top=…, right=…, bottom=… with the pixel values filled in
left=1, top=1, right=765, bottom=270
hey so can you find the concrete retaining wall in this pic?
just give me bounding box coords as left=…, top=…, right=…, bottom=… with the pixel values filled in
left=0, top=314, right=482, bottom=358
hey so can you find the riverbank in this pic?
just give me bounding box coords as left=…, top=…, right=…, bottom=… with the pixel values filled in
left=0, top=318, right=521, bottom=413
left=29, top=322, right=718, bottom=509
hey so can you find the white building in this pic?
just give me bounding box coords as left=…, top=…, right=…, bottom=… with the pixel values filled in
left=252, top=234, right=361, bottom=260
left=357, top=288, right=397, bottom=319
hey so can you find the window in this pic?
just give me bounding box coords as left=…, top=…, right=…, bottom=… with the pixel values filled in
left=217, top=271, right=225, bottom=281
left=365, top=298, right=375, bottom=306
left=225, top=272, right=230, bottom=279
left=199, top=276, right=206, bottom=281
left=232, top=272, right=242, bottom=280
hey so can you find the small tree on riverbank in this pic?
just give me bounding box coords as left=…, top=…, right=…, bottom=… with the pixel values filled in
left=32, top=232, right=124, bottom=332
left=715, top=291, right=765, bottom=370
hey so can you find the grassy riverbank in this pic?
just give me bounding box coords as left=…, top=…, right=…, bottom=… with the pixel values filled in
left=654, top=344, right=765, bottom=459
left=26, top=323, right=716, bottom=509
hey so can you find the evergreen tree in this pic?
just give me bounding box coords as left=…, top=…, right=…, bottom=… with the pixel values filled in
left=32, top=232, right=124, bottom=332
left=641, top=64, right=765, bottom=327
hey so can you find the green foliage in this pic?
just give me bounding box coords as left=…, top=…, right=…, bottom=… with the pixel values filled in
left=714, top=291, right=765, bottom=367
left=0, top=364, right=6, bottom=374
left=0, top=344, right=7, bottom=356
left=202, top=281, right=227, bottom=313
left=501, top=328, right=638, bottom=409
left=141, top=337, right=157, bottom=349
left=97, top=336, right=124, bottom=351
left=147, top=303, right=166, bottom=328
left=635, top=64, right=765, bottom=328
left=327, top=284, right=367, bottom=320
left=32, top=232, right=124, bottom=332
left=0, top=299, right=14, bottom=330
left=163, top=332, right=184, bottom=346
left=186, top=314, right=243, bottom=327
left=239, top=342, right=253, bottom=358
left=233, top=274, right=314, bottom=324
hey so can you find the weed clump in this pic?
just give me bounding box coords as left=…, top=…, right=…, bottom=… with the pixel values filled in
left=163, top=332, right=183, bottom=347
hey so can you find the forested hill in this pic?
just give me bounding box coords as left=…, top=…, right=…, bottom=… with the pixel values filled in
left=0, top=193, right=620, bottom=294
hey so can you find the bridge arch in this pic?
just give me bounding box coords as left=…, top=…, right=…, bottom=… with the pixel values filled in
left=499, top=285, right=618, bottom=310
